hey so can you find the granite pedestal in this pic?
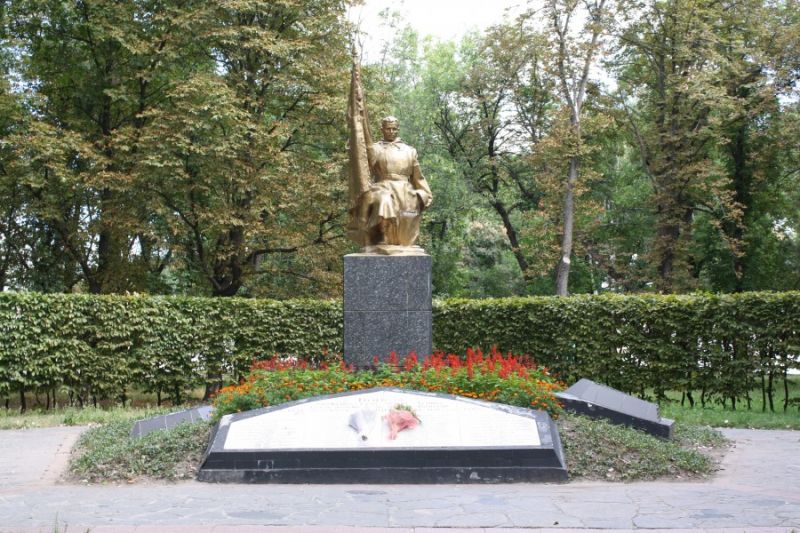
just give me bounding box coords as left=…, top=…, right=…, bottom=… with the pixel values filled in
left=343, top=253, right=432, bottom=367
left=197, top=388, right=567, bottom=483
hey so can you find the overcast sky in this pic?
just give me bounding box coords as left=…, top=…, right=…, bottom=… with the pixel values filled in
left=349, top=0, right=527, bottom=62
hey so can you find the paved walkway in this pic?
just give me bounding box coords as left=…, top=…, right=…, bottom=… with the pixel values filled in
left=0, top=426, right=798, bottom=532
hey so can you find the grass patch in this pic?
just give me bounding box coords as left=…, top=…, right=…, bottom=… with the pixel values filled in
left=559, top=414, right=728, bottom=481
left=68, top=419, right=210, bottom=483
left=656, top=376, right=800, bottom=430
left=0, top=405, right=177, bottom=430
left=660, top=401, right=800, bottom=430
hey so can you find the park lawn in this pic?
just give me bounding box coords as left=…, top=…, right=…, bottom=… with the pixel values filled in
left=0, top=405, right=179, bottom=430
left=658, top=375, right=800, bottom=430
left=660, top=401, right=800, bottom=430
left=0, top=387, right=206, bottom=429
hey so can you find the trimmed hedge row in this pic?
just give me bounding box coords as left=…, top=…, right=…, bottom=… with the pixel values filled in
left=0, top=293, right=341, bottom=407
left=1, top=291, right=798, bottom=409
left=434, top=293, right=800, bottom=409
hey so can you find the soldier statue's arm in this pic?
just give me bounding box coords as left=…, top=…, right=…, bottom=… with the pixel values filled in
left=410, top=148, right=432, bottom=210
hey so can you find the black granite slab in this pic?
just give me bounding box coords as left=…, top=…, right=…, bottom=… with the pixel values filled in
left=197, top=388, right=567, bottom=484
left=130, top=405, right=213, bottom=439
left=556, top=379, right=674, bottom=439
left=343, top=254, right=432, bottom=366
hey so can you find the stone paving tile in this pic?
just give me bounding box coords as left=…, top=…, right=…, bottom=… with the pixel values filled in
left=0, top=426, right=86, bottom=489
left=414, top=529, right=488, bottom=533
left=0, top=524, right=798, bottom=533
left=79, top=527, right=139, bottom=533
left=632, top=515, right=710, bottom=529
left=433, top=512, right=513, bottom=528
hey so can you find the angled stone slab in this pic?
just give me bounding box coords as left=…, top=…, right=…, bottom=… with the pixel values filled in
left=556, top=378, right=674, bottom=439
left=198, top=388, right=567, bottom=483
left=130, top=405, right=213, bottom=439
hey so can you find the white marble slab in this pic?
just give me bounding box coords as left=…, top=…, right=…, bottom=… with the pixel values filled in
left=223, top=390, right=541, bottom=450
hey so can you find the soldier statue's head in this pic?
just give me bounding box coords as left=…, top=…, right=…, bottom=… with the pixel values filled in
left=380, top=116, right=399, bottom=142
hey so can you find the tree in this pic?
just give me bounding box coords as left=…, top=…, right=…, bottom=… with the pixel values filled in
left=4, top=0, right=354, bottom=297
left=364, top=19, right=541, bottom=296
left=540, top=0, right=613, bottom=295
left=0, top=73, right=25, bottom=290
left=615, top=0, right=739, bottom=292
left=133, top=0, right=352, bottom=298
left=429, top=28, right=556, bottom=287
left=4, top=0, right=207, bottom=293
left=709, top=0, right=800, bottom=291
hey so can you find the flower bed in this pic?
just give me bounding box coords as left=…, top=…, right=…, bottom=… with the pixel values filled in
left=212, top=347, right=564, bottom=418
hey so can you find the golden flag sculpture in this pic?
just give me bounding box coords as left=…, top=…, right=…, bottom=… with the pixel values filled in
left=347, top=49, right=373, bottom=245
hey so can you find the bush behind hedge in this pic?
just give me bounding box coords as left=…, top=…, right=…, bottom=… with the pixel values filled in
left=1, top=291, right=797, bottom=408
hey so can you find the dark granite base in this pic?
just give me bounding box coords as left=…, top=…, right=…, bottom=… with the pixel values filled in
left=343, top=253, right=432, bottom=367
left=556, top=379, right=674, bottom=439
left=198, top=465, right=568, bottom=484
left=197, top=388, right=568, bottom=484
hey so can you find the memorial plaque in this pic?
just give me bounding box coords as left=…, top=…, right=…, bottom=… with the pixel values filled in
left=130, top=405, right=213, bottom=439
left=556, top=378, right=674, bottom=439
left=198, top=388, right=567, bottom=483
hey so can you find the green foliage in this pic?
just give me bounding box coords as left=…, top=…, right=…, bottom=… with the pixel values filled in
left=1, top=0, right=352, bottom=297
left=0, top=292, right=341, bottom=406
left=1, top=1, right=798, bottom=298
left=211, top=349, right=564, bottom=419
left=69, top=419, right=210, bottom=482
left=1, top=291, right=797, bottom=412
left=433, top=292, right=800, bottom=407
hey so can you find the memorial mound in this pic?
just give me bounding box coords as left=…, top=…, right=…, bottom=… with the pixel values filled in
left=198, top=387, right=567, bottom=483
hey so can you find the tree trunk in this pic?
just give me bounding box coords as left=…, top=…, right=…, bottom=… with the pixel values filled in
left=490, top=200, right=530, bottom=279
left=767, top=370, right=774, bottom=412
left=555, top=156, right=578, bottom=296
left=784, top=367, right=790, bottom=412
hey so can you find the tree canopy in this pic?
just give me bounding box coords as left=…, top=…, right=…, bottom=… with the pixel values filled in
left=1, top=0, right=798, bottom=297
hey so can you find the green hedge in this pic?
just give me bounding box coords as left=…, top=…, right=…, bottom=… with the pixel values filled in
left=1, top=291, right=798, bottom=409
left=434, top=293, right=800, bottom=408
left=0, top=293, right=341, bottom=407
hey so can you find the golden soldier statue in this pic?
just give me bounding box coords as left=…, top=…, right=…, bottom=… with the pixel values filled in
left=347, top=53, right=433, bottom=253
